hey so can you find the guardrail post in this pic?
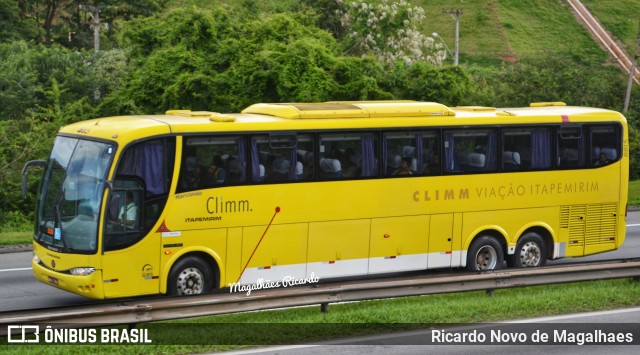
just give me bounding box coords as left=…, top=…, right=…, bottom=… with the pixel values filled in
left=320, top=303, right=329, bottom=314
left=486, top=289, right=495, bottom=297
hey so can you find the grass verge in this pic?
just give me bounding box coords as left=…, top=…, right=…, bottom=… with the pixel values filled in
left=2, top=278, right=639, bottom=354
left=629, top=179, right=640, bottom=206
left=0, top=231, right=31, bottom=247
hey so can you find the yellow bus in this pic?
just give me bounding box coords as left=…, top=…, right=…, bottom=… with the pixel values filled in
left=22, top=101, right=629, bottom=299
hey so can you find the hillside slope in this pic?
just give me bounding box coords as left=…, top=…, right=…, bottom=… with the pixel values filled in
left=419, top=0, right=639, bottom=66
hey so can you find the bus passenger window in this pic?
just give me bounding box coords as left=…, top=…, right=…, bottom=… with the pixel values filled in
left=319, top=132, right=378, bottom=180
left=383, top=131, right=438, bottom=176
left=444, top=129, right=497, bottom=173
left=589, top=125, right=620, bottom=167
left=557, top=126, right=583, bottom=168
left=180, top=136, right=247, bottom=191
left=251, top=133, right=313, bottom=183
left=502, top=127, right=551, bottom=171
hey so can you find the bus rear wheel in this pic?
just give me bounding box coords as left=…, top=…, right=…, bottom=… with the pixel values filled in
left=466, top=236, right=504, bottom=272
left=168, top=256, right=213, bottom=296
left=510, top=232, right=547, bottom=268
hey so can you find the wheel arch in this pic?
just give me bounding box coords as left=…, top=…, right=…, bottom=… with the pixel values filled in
left=515, top=225, right=555, bottom=260
left=160, top=247, right=222, bottom=294
left=462, top=228, right=508, bottom=268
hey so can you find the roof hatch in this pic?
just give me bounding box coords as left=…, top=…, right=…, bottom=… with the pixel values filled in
left=241, top=101, right=455, bottom=119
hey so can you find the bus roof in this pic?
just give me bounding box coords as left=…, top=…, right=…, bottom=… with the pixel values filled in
left=59, top=101, right=626, bottom=141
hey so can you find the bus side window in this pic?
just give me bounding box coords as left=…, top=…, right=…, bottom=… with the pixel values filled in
left=502, top=127, right=552, bottom=171
left=251, top=133, right=313, bottom=183
left=557, top=126, right=584, bottom=168
left=382, top=130, right=439, bottom=176
left=444, top=129, right=497, bottom=173
left=181, top=136, right=247, bottom=190
left=319, top=132, right=377, bottom=180
left=589, top=125, right=620, bottom=167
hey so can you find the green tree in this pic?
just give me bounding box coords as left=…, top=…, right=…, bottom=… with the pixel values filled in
left=0, top=0, right=41, bottom=40
left=330, top=56, right=393, bottom=100
left=465, top=57, right=626, bottom=108
left=0, top=40, right=130, bottom=226
left=0, top=42, right=40, bottom=121
left=116, top=6, right=395, bottom=113
left=390, top=61, right=471, bottom=105
left=118, top=6, right=235, bottom=112
left=298, top=0, right=346, bottom=39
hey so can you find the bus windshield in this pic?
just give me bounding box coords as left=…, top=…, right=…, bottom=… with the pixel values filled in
left=35, top=136, right=114, bottom=253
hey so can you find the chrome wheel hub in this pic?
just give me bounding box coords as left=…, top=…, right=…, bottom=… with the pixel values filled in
left=176, top=267, right=204, bottom=295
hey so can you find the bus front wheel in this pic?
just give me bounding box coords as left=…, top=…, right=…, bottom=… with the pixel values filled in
left=168, top=256, right=213, bottom=296
left=510, top=232, right=547, bottom=268
left=466, top=236, right=504, bottom=272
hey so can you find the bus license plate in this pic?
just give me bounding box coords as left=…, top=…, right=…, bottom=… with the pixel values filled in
left=48, top=276, right=59, bottom=285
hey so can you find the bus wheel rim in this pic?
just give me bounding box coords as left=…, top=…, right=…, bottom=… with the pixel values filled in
left=519, top=241, right=541, bottom=267
left=177, top=267, right=204, bottom=295
left=475, top=245, right=497, bottom=270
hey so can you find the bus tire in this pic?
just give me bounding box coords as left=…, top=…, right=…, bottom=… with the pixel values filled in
left=510, top=232, right=547, bottom=268
left=466, top=235, right=504, bottom=272
left=168, top=256, right=213, bottom=296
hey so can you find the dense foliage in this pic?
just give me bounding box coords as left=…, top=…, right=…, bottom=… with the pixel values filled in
left=0, top=0, right=639, bottom=230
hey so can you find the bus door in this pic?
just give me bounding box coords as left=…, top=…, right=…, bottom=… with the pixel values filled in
left=101, top=182, right=161, bottom=298
left=100, top=138, right=174, bottom=297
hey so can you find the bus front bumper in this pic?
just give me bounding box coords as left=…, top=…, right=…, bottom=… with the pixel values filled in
left=32, top=259, right=105, bottom=299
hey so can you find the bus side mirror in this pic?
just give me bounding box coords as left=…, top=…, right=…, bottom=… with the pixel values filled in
left=21, top=160, right=47, bottom=198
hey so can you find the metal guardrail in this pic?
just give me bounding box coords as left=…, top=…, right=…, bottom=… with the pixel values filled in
left=1, top=259, right=639, bottom=334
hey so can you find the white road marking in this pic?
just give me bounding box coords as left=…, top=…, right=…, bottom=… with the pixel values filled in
left=0, top=267, right=31, bottom=272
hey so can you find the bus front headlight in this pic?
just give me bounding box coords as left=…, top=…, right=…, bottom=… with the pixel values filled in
left=69, top=267, right=96, bottom=276
left=33, top=254, right=41, bottom=265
